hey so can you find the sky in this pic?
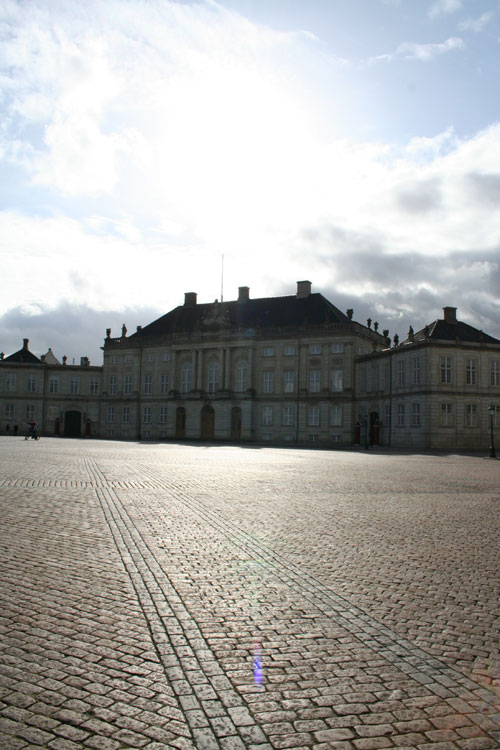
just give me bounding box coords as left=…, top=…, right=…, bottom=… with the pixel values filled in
left=1, top=0, right=500, bottom=364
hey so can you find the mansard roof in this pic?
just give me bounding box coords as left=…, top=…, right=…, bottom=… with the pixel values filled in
left=130, top=292, right=357, bottom=341
left=404, top=318, right=500, bottom=347
left=3, top=340, right=42, bottom=364
left=420, top=319, right=500, bottom=345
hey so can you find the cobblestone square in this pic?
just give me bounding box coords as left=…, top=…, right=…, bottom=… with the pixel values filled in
left=0, top=438, right=499, bottom=749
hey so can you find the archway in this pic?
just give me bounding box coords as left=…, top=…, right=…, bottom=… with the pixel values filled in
left=175, top=407, right=186, bottom=439
left=230, top=407, right=242, bottom=441
left=64, top=410, right=82, bottom=437
left=201, top=405, right=215, bottom=440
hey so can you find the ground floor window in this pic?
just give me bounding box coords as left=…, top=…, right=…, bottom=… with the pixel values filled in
left=412, top=402, right=421, bottom=427
left=465, top=403, right=478, bottom=427
left=330, top=405, right=342, bottom=427
left=308, top=406, right=319, bottom=426
left=262, top=406, right=273, bottom=426
left=440, top=402, right=453, bottom=426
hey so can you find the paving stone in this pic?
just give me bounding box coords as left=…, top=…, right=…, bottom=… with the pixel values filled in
left=1, top=442, right=500, bottom=750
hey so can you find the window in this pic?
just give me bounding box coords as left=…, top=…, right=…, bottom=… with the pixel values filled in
left=309, top=434, right=319, bottom=442
left=263, top=371, right=274, bottom=394
left=6, top=374, right=16, bottom=392
left=144, top=375, right=152, bottom=395
left=332, top=343, right=344, bottom=354
left=283, top=345, right=296, bottom=356
left=283, top=370, right=295, bottom=393
left=235, top=361, right=248, bottom=392
left=330, top=405, right=342, bottom=427
left=331, top=369, right=343, bottom=392
left=124, top=375, right=133, bottom=395
left=412, top=358, right=421, bottom=385
left=107, top=407, right=115, bottom=422
left=122, top=407, right=130, bottom=423
left=181, top=363, right=192, bottom=394
left=49, top=377, right=59, bottom=393
left=331, top=433, right=341, bottom=443
left=26, top=375, right=36, bottom=393
left=90, top=377, right=99, bottom=395
left=384, top=403, right=391, bottom=431
left=207, top=362, right=219, bottom=394
left=412, top=402, right=421, bottom=427
left=5, top=404, right=14, bottom=420
left=397, top=404, right=405, bottom=427
left=360, top=367, right=367, bottom=392
left=143, top=407, right=151, bottom=424
left=109, top=376, right=117, bottom=395
left=397, top=360, right=405, bottom=387
left=262, top=347, right=275, bottom=357
left=160, top=407, right=168, bottom=424
left=145, top=354, right=153, bottom=362
left=111, top=355, right=118, bottom=364
left=26, top=405, right=35, bottom=421
left=308, top=406, right=319, bottom=426
left=466, top=403, right=478, bottom=427
left=70, top=376, right=80, bottom=395
left=491, top=361, right=500, bottom=386
left=466, top=359, right=477, bottom=385
left=441, top=356, right=452, bottom=384
left=160, top=375, right=169, bottom=395
left=491, top=404, right=500, bottom=428
left=282, top=406, right=294, bottom=426
left=125, top=355, right=133, bottom=364
left=262, top=406, right=273, bottom=425
left=372, top=366, right=379, bottom=392
left=309, top=370, right=321, bottom=392
left=440, top=403, right=453, bottom=426
left=309, top=344, right=321, bottom=355
left=161, top=352, right=171, bottom=362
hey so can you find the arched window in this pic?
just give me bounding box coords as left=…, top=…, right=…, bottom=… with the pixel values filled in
left=235, top=360, right=248, bottom=392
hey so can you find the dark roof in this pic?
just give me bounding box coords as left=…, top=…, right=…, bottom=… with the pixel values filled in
left=406, top=319, right=500, bottom=346
left=3, top=347, right=42, bottom=364
left=130, top=293, right=355, bottom=340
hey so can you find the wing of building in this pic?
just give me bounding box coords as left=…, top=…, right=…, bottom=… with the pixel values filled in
left=1, top=285, right=499, bottom=449
left=356, top=306, right=500, bottom=449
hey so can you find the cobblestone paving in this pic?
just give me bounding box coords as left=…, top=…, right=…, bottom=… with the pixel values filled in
left=0, top=438, right=499, bottom=749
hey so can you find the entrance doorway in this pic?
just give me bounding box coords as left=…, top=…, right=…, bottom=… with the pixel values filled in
left=230, top=407, right=242, bottom=441
left=201, top=405, right=215, bottom=440
left=175, top=407, right=186, bottom=439
left=64, top=410, right=81, bottom=437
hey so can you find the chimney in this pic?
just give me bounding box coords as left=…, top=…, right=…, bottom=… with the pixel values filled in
left=296, top=280, right=312, bottom=298
left=23, top=338, right=29, bottom=349
left=443, top=306, right=457, bottom=324
left=184, top=292, right=197, bottom=307
left=238, top=286, right=250, bottom=302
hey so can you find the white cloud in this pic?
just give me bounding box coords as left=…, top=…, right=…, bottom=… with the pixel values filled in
left=371, top=36, right=465, bottom=64
left=0, top=0, right=499, bottom=352
left=458, top=12, right=495, bottom=33
left=428, top=0, right=462, bottom=20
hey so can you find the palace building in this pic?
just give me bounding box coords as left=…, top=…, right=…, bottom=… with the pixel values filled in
left=1, top=281, right=499, bottom=450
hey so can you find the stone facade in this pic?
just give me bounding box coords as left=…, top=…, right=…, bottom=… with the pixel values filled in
left=356, top=307, right=500, bottom=450
left=1, top=288, right=499, bottom=450
left=98, top=281, right=385, bottom=444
